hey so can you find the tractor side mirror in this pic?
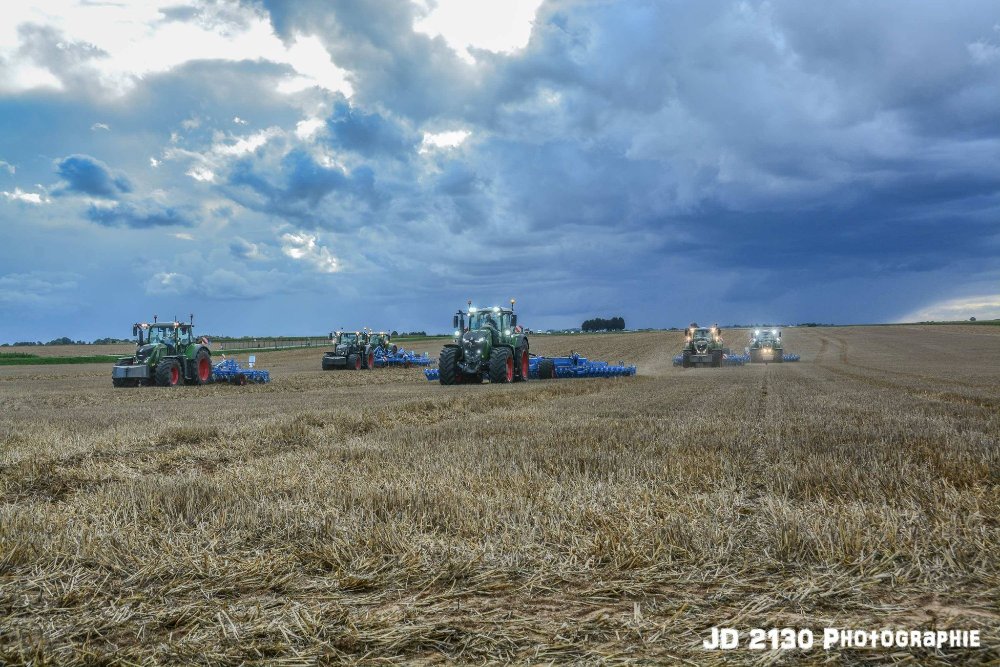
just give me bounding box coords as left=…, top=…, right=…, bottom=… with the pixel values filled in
left=511, top=314, right=517, bottom=327
left=132, top=325, right=138, bottom=337
left=453, top=315, right=459, bottom=329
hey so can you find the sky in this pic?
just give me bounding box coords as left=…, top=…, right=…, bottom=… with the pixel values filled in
left=1, top=0, right=999, bottom=341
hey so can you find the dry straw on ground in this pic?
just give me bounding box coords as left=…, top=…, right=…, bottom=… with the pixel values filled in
left=1, top=326, right=997, bottom=664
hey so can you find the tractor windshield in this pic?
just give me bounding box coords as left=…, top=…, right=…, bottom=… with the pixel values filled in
left=692, top=328, right=713, bottom=339
left=146, top=326, right=174, bottom=345
left=469, top=310, right=505, bottom=331
left=339, top=333, right=357, bottom=345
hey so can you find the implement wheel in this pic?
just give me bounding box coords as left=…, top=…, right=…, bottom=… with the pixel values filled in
left=538, top=358, right=556, bottom=380
left=489, top=348, right=513, bottom=383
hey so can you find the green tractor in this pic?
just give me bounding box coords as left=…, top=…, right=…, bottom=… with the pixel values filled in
left=322, top=330, right=375, bottom=370
left=439, top=300, right=529, bottom=384
left=748, top=328, right=784, bottom=363
left=681, top=322, right=726, bottom=368
left=111, top=316, right=213, bottom=387
left=370, top=331, right=397, bottom=356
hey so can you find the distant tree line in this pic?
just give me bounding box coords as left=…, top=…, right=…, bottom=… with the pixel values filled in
left=1, top=336, right=130, bottom=346
left=581, top=317, right=625, bottom=332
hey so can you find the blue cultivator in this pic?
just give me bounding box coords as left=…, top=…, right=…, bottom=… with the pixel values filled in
left=424, top=353, right=636, bottom=381
left=530, top=354, right=636, bottom=379
left=672, top=353, right=798, bottom=366
left=374, top=347, right=434, bottom=368
left=212, top=357, right=270, bottom=384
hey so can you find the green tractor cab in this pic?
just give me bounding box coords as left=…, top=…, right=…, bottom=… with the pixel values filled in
left=748, top=328, right=783, bottom=363
left=322, top=330, right=375, bottom=370
left=112, top=316, right=213, bottom=387
left=370, top=331, right=397, bottom=355
left=681, top=322, right=726, bottom=368
left=439, top=300, right=529, bottom=384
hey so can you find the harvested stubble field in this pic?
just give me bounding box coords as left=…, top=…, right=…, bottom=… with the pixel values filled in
left=0, top=327, right=997, bottom=665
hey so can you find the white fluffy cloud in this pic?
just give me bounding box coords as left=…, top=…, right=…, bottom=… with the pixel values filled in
left=280, top=232, right=340, bottom=273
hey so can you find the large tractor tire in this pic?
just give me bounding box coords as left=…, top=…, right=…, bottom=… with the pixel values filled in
left=366, top=349, right=375, bottom=369
left=489, top=347, right=514, bottom=383
left=513, top=347, right=529, bottom=382
left=348, top=354, right=361, bottom=370
left=537, top=358, right=556, bottom=380
left=773, top=349, right=784, bottom=363
left=749, top=349, right=761, bottom=364
left=682, top=351, right=692, bottom=368
left=438, top=347, right=459, bottom=385
left=155, top=359, right=181, bottom=387
left=712, top=350, right=723, bottom=367
left=190, top=349, right=212, bottom=385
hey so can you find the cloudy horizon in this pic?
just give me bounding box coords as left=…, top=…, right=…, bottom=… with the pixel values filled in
left=2, top=0, right=999, bottom=342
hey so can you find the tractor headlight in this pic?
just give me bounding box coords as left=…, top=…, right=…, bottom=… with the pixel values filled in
left=504, top=329, right=510, bottom=336
left=454, top=330, right=460, bottom=337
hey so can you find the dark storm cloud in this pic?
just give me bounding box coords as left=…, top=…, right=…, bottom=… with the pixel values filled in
left=52, top=154, right=132, bottom=198
left=227, top=148, right=381, bottom=220
left=325, top=100, right=420, bottom=157
left=84, top=201, right=195, bottom=228
left=254, top=0, right=478, bottom=120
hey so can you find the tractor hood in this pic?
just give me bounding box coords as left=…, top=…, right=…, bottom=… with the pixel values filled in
left=461, top=330, right=488, bottom=358
left=693, top=338, right=711, bottom=353
left=136, top=344, right=157, bottom=362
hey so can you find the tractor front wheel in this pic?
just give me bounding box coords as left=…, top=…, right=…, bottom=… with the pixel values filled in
left=367, top=351, right=375, bottom=369
left=155, top=359, right=181, bottom=387
left=489, top=348, right=513, bottom=383
left=348, top=354, right=361, bottom=370
left=712, top=350, right=723, bottom=367
left=682, top=351, right=692, bottom=368
left=439, top=347, right=459, bottom=385
left=773, top=349, right=784, bottom=363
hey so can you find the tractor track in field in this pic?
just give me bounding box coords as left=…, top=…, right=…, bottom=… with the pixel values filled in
left=815, top=335, right=999, bottom=411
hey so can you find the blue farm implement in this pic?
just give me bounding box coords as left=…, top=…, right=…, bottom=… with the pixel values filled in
left=374, top=347, right=434, bottom=368
left=424, top=354, right=636, bottom=381
left=212, top=357, right=270, bottom=384
left=672, top=353, right=798, bottom=366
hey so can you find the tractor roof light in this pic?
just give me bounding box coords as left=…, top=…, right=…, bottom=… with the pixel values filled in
left=469, top=306, right=477, bottom=313
left=771, top=329, right=777, bottom=335
left=493, top=307, right=500, bottom=313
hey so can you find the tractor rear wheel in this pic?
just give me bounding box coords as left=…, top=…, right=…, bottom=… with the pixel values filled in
left=439, top=347, right=459, bottom=385
left=712, top=350, right=723, bottom=367
left=538, top=358, right=556, bottom=380
left=682, top=351, right=691, bottom=368
left=155, top=359, right=181, bottom=387
left=366, top=350, right=375, bottom=369
left=773, top=349, right=784, bottom=363
left=489, top=348, right=513, bottom=383
left=191, top=349, right=212, bottom=385
left=514, top=347, right=529, bottom=382
left=348, top=354, right=361, bottom=370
